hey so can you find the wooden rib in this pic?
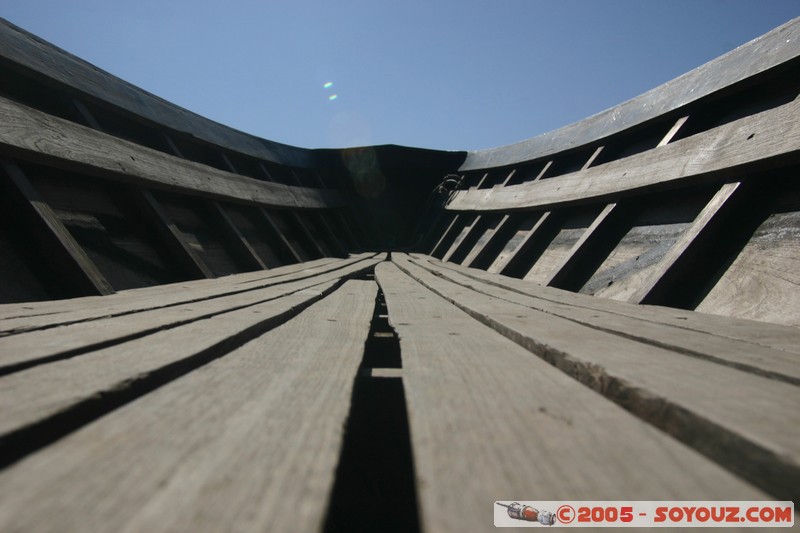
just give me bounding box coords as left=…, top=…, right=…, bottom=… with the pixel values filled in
left=441, top=214, right=479, bottom=262
left=392, top=254, right=799, bottom=501
left=0, top=95, right=344, bottom=209
left=658, top=115, right=690, bottom=146
left=490, top=211, right=552, bottom=274
left=532, top=160, right=553, bottom=182
left=429, top=213, right=461, bottom=257
left=290, top=211, right=326, bottom=258
left=258, top=209, right=303, bottom=263
left=134, top=189, right=214, bottom=280
left=311, top=211, right=348, bottom=257
left=499, top=169, right=516, bottom=186
left=631, top=181, right=743, bottom=304
left=0, top=280, right=376, bottom=533
left=375, top=261, right=767, bottom=533
left=210, top=201, right=268, bottom=271
left=544, top=203, right=618, bottom=288
left=0, top=159, right=113, bottom=296
left=460, top=214, right=507, bottom=266
left=449, top=96, right=800, bottom=211
left=582, top=145, right=605, bottom=169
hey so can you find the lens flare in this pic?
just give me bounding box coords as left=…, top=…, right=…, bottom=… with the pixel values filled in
left=323, top=82, right=333, bottom=89
left=329, top=94, right=338, bottom=101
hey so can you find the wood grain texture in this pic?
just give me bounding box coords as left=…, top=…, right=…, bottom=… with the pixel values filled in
left=0, top=256, right=381, bottom=368
left=545, top=203, right=618, bottom=288
left=408, top=254, right=800, bottom=384
left=521, top=208, right=599, bottom=283
left=459, top=214, right=504, bottom=266
left=441, top=214, right=478, bottom=262
left=0, top=96, right=344, bottom=209
left=0, top=18, right=317, bottom=169
left=449, top=96, right=800, bottom=211
left=392, top=254, right=800, bottom=501
left=0, top=279, right=343, bottom=438
left=488, top=212, right=549, bottom=274
left=0, top=280, right=376, bottom=533
left=412, top=253, right=800, bottom=355
left=0, top=255, right=373, bottom=330
left=631, top=182, right=743, bottom=304
left=459, top=17, right=800, bottom=170
left=696, top=209, right=800, bottom=326
left=375, top=262, right=767, bottom=533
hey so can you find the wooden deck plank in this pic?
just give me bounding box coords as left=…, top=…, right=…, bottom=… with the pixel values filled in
left=393, top=255, right=800, bottom=501
left=0, top=95, right=344, bottom=209
left=413, top=253, right=800, bottom=355
left=0, top=256, right=381, bottom=369
left=0, top=279, right=339, bottom=439
left=449, top=95, right=800, bottom=211
left=407, top=254, right=800, bottom=384
left=0, top=280, right=376, bottom=533
left=375, top=262, right=767, bottom=533
left=0, top=254, right=377, bottom=333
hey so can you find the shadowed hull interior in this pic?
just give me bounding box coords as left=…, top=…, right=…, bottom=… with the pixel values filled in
left=0, top=16, right=798, bottom=532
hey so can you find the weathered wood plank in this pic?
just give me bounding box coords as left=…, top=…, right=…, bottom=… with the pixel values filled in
left=0, top=256, right=381, bottom=369
left=413, top=253, right=800, bottom=355
left=375, top=262, right=767, bottom=533
left=441, top=214, right=479, bottom=262
left=449, top=96, right=800, bottom=211
left=459, top=17, right=800, bottom=170
left=0, top=158, right=113, bottom=296
left=0, top=255, right=373, bottom=329
left=0, top=95, right=344, bottom=209
left=0, top=279, right=340, bottom=439
left=0, top=280, right=376, bottom=532
left=544, top=203, right=618, bottom=288
left=0, top=19, right=318, bottom=169
left=631, top=181, right=743, bottom=304
left=460, top=214, right=505, bottom=266
left=695, top=207, right=800, bottom=326
left=658, top=114, right=690, bottom=146
left=492, top=211, right=554, bottom=275
left=392, top=255, right=800, bottom=501
left=429, top=213, right=464, bottom=257
left=408, top=254, right=800, bottom=384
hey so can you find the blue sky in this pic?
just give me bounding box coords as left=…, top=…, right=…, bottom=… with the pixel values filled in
left=3, top=1, right=798, bottom=151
